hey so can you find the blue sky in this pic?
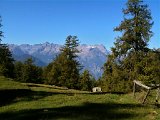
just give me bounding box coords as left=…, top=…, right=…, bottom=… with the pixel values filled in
left=0, top=0, right=159, bottom=50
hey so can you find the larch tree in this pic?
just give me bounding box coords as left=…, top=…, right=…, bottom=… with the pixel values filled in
left=113, top=0, right=153, bottom=57
left=101, top=0, right=154, bottom=92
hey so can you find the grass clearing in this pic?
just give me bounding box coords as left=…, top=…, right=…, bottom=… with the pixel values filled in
left=0, top=76, right=29, bottom=90
left=0, top=76, right=160, bottom=120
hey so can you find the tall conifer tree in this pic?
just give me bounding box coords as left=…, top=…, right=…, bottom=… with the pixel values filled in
left=113, top=0, right=153, bottom=57
left=45, top=35, right=81, bottom=89
left=0, top=16, right=14, bottom=78
left=101, top=0, right=154, bottom=92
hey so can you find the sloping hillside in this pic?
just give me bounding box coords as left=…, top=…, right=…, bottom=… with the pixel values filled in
left=0, top=76, right=160, bottom=120
left=0, top=76, right=29, bottom=90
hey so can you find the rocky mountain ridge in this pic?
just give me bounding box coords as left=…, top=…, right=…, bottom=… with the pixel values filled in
left=9, top=42, right=109, bottom=79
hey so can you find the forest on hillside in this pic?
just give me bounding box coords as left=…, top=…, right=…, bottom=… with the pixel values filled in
left=0, top=0, right=160, bottom=93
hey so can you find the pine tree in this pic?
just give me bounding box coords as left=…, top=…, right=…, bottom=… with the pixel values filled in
left=0, top=17, right=14, bottom=78
left=14, top=61, right=24, bottom=82
left=60, top=35, right=81, bottom=88
left=80, top=70, right=95, bottom=91
left=133, top=50, right=160, bottom=85
left=101, top=0, right=154, bottom=92
left=15, top=58, right=43, bottom=83
left=45, top=35, right=81, bottom=89
left=113, top=0, right=153, bottom=57
left=44, top=56, right=62, bottom=85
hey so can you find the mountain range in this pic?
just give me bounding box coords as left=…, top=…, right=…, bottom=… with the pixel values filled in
left=8, top=42, right=109, bottom=79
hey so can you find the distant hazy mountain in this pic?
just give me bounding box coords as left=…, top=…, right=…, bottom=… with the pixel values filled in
left=8, top=42, right=109, bottom=79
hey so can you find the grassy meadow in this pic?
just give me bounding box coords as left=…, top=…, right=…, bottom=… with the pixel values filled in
left=0, top=76, right=160, bottom=120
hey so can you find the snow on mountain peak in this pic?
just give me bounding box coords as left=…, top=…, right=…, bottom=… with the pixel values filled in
left=8, top=42, right=109, bottom=79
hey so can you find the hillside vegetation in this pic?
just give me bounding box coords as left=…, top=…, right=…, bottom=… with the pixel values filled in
left=0, top=76, right=160, bottom=120
left=0, top=0, right=160, bottom=119
left=0, top=76, right=29, bottom=90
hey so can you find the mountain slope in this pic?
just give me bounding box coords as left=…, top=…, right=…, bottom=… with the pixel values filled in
left=9, top=42, right=109, bottom=79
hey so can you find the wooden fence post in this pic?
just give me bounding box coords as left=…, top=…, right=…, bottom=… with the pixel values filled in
left=133, top=82, right=136, bottom=97
left=142, top=89, right=150, bottom=104
left=156, top=87, right=160, bottom=103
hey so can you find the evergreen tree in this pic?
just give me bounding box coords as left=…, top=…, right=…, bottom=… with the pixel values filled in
left=60, top=35, right=81, bottom=88
left=14, top=58, right=43, bottom=83
left=0, top=17, right=14, bottom=78
left=113, top=0, right=153, bottom=57
left=0, top=16, right=3, bottom=43
left=45, top=35, right=81, bottom=89
left=23, top=58, right=43, bottom=83
left=14, top=61, right=23, bottom=82
left=101, top=0, right=154, bottom=92
left=0, top=44, right=14, bottom=78
left=132, top=50, right=160, bottom=85
left=44, top=56, right=62, bottom=85
left=80, top=70, right=95, bottom=91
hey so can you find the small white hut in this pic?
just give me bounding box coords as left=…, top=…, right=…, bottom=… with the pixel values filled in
left=92, top=87, right=102, bottom=92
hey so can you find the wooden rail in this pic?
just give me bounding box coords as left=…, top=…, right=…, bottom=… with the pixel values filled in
left=133, top=80, right=160, bottom=104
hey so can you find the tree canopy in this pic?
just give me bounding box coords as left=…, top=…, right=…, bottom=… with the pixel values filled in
left=79, top=70, right=95, bottom=91
left=44, top=35, right=82, bottom=89
left=14, top=58, right=43, bottom=83
left=101, top=0, right=158, bottom=93
left=0, top=16, right=14, bottom=78
left=113, top=0, right=153, bottom=58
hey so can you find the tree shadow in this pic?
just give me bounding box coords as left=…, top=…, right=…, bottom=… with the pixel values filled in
left=0, top=89, right=31, bottom=106
left=0, top=89, right=70, bottom=107
left=0, top=102, right=142, bottom=120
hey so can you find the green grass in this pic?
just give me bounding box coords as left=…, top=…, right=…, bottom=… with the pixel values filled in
left=0, top=76, right=29, bottom=90
left=0, top=76, right=160, bottom=120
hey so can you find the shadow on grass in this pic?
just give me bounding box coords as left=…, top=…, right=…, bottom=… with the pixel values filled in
left=0, top=89, right=70, bottom=107
left=0, top=102, right=142, bottom=120
left=0, top=89, right=31, bottom=106
left=0, top=86, right=127, bottom=107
